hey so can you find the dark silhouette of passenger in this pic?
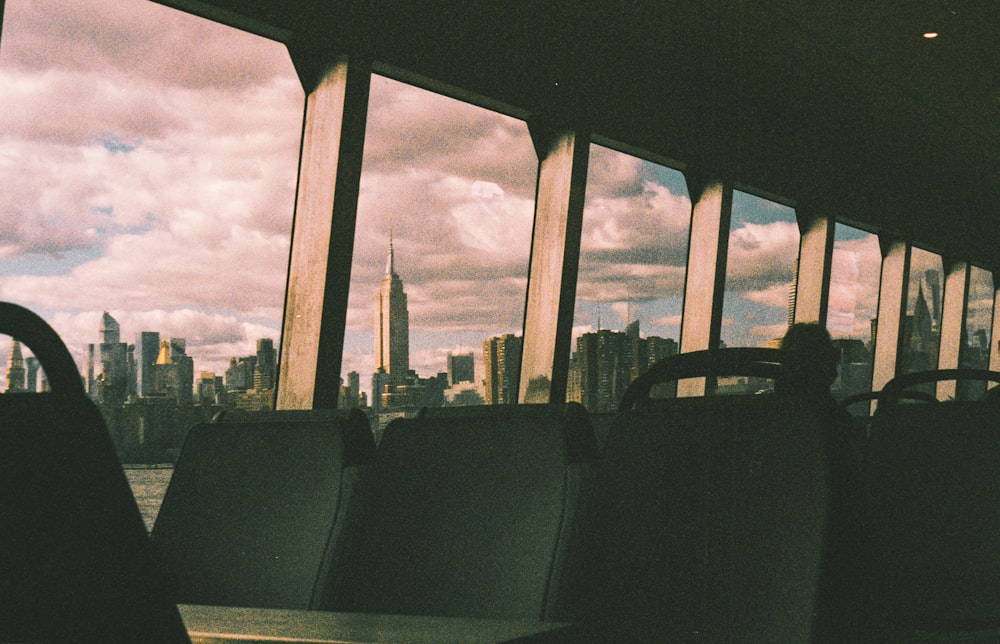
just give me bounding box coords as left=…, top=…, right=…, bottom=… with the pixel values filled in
left=778, top=323, right=865, bottom=642
left=777, top=322, right=840, bottom=401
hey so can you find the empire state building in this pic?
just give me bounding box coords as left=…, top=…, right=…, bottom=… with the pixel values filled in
left=375, top=238, right=410, bottom=383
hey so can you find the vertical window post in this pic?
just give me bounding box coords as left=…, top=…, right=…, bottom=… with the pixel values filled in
left=677, top=174, right=731, bottom=396
left=519, top=123, right=589, bottom=404
left=990, top=272, right=1000, bottom=379
left=276, top=49, right=370, bottom=410
left=793, top=209, right=834, bottom=326
left=871, top=237, right=910, bottom=408
left=937, top=258, right=969, bottom=400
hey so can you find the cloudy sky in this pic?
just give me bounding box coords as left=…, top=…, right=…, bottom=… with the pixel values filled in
left=0, top=0, right=894, bottom=394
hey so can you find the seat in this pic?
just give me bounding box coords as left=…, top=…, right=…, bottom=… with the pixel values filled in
left=150, top=407, right=375, bottom=609
left=567, top=348, right=835, bottom=641
left=0, top=302, right=189, bottom=643
left=861, top=369, right=1000, bottom=637
left=323, top=403, right=596, bottom=621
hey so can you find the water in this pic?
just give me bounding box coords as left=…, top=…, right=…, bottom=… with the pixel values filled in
left=124, top=466, right=173, bottom=532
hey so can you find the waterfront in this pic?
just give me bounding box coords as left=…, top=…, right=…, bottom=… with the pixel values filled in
left=124, top=466, right=173, bottom=532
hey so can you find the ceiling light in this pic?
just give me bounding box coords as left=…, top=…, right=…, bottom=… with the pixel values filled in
left=923, top=31, right=939, bottom=39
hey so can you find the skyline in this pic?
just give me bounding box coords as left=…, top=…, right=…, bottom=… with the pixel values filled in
left=0, top=0, right=917, bottom=398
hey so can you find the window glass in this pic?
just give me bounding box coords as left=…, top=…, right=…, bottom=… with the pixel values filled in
left=899, top=247, right=943, bottom=378
left=566, top=145, right=688, bottom=413
left=343, top=75, right=536, bottom=434
left=719, top=190, right=799, bottom=350
left=0, top=0, right=302, bottom=519
left=958, top=265, right=993, bottom=400
left=828, top=223, right=881, bottom=401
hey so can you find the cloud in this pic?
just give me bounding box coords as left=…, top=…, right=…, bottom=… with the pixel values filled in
left=724, top=220, right=800, bottom=293
left=828, top=234, right=882, bottom=339
left=3, top=0, right=292, bottom=90
left=363, top=76, right=538, bottom=199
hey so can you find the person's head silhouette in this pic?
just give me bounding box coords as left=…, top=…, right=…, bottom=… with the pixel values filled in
left=778, top=323, right=839, bottom=397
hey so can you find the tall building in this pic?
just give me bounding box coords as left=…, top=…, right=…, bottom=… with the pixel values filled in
left=135, top=331, right=161, bottom=397
left=374, top=238, right=410, bottom=384
left=226, top=356, right=255, bottom=392
left=567, top=322, right=677, bottom=413
left=97, top=312, right=128, bottom=403
left=446, top=352, right=475, bottom=385
left=483, top=334, right=522, bottom=405
left=86, top=343, right=95, bottom=394
left=25, top=356, right=40, bottom=393
left=5, top=339, right=26, bottom=392
left=254, top=338, right=276, bottom=390
left=166, top=338, right=194, bottom=404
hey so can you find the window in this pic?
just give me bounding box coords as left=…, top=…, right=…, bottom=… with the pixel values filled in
left=0, top=0, right=301, bottom=488
left=827, top=223, right=880, bottom=400
left=719, top=190, right=799, bottom=349
left=566, top=145, right=689, bottom=412
left=342, top=76, right=536, bottom=433
left=899, top=247, right=943, bottom=378
left=958, top=265, right=993, bottom=400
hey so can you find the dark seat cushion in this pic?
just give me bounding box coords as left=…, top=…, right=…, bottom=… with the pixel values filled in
left=151, top=409, right=373, bottom=609
left=573, top=394, right=829, bottom=641
left=326, top=403, right=594, bottom=620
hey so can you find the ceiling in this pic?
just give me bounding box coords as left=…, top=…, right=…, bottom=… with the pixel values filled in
left=156, top=0, right=1000, bottom=267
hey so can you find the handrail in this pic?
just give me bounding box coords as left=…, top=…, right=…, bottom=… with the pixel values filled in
left=876, top=368, right=1000, bottom=409
left=0, top=302, right=84, bottom=396
left=619, top=348, right=783, bottom=412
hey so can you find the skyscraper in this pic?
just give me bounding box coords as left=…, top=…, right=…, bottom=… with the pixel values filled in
left=446, top=352, right=475, bottom=385
left=136, top=331, right=161, bottom=397
left=5, top=339, right=26, bottom=392
left=374, top=237, right=410, bottom=384
left=483, top=334, right=522, bottom=405
left=168, top=338, right=194, bottom=404
left=25, top=356, right=40, bottom=393
left=98, top=312, right=128, bottom=403
left=254, top=338, right=276, bottom=390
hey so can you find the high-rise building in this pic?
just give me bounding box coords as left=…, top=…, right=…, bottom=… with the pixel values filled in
left=168, top=338, right=194, bottom=404
left=97, top=312, right=128, bottom=403
left=568, top=322, right=677, bottom=413
left=135, top=331, right=161, bottom=397
left=254, top=338, right=276, bottom=390
left=5, top=339, right=26, bottom=392
left=226, top=356, right=255, bottom=392
left=25, top=356, right=40, bottom=393
left=446, top=352, right=475, bottom=385
left=483, top=334, right=522, bottom=405
left=374, top=238, right=410, bottom=384
left=86, top=343, right=95, bottom=394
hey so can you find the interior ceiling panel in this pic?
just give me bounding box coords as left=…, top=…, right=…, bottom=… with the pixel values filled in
left=155, top=0, right=1000, bottom=266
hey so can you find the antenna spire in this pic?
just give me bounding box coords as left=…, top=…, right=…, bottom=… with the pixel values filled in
left=386, top=229, right=396, bottom=276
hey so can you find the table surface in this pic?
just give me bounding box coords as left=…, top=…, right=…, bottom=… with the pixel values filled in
left=179, top=604, right=577, bottom=643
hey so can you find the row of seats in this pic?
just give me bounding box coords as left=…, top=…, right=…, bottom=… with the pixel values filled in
left=151, top=348, right=844, bottom=641
left=7, top=295, right=997, bottom=641
left=152, top=403, right=596, bottom=622
left=153, top=358, right=1000, bottom=640
left=850, top=369, right=1000, bottom=639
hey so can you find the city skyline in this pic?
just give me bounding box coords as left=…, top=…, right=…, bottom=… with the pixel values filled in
left=0, top=0, right=851, bottom=397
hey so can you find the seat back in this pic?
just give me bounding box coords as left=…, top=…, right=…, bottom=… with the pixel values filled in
left=863, top=396, right=1000, bottom=633
left=324, top=403, right=596, bottom=620
left=574, top=394, right=829, bottom=641
left=0, top=302, right=189, bottom=642
left=150, top=408, right=374, bottom=609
